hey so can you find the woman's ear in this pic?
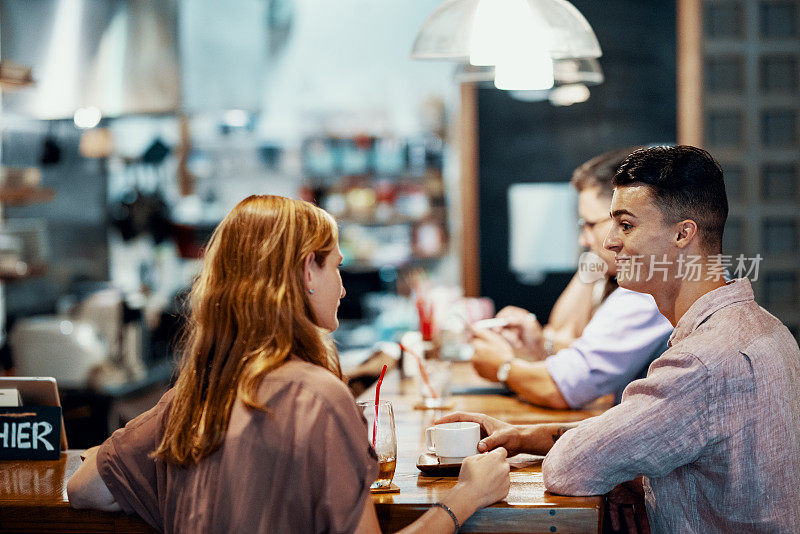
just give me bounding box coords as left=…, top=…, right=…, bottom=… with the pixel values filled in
left=303, top=253, right=317, bottom=290
left=675, top=220, right=698, bottom=249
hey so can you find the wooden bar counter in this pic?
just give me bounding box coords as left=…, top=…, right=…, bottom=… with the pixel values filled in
left=361, top=362, right=607, bottom=534
left=0, top=450, right=156, bottom=533
left=0, top=362, right=606, bottom=533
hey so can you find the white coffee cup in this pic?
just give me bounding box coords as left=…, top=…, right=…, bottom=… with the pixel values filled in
left=425, top=422, right=480, bottom=462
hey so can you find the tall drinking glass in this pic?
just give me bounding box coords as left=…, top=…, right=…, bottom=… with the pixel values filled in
left=357, top=400, right=397, bottom=489
left=418, top=359, right=452, bottom=408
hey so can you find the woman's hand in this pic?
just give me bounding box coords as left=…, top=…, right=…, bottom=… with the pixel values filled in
left=379, top=447, right=512, bottom=534
left=454, top=448, right=511, bottom=509
left=434, top=412, right=527, bottom=456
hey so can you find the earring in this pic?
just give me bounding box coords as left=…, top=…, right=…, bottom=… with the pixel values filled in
left=308, top=288, right=315, bottom=294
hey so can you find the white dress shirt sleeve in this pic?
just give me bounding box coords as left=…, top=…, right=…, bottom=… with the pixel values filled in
left=544, top=288, right=673, bottom=408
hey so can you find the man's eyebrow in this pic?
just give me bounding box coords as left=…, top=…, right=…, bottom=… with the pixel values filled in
left=611, top=209, right=637, bottom=219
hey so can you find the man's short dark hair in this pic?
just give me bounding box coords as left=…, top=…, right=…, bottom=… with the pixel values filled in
left=571, top=146, right=644, bottom=198
left=612, top=145, right=728, bottom=253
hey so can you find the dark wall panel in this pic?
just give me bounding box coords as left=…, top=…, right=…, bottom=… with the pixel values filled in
left=478, top=0, right=677, bottom=321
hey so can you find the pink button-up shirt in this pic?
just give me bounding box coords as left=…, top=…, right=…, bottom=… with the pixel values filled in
left=543, top=278, right=800, bottom=532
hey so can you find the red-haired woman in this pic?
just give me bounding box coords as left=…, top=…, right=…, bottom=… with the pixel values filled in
left=68, top=195, right=509, bottom=533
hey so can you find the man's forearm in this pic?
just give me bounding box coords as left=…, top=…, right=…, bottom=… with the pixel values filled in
left=542, top=325, right=581, bottom=354
left=505, top=360, right=571, bottom=409
left=546, top=273, right=594, bottom=334
left=520, top=423, right=579, bottom=455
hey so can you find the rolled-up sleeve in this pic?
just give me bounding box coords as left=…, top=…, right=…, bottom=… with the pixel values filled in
left=545, top=289, right=672, bottom=408
left=97, top=391, right=173, bottom=530
left=542, top=351, right=712, bottom=496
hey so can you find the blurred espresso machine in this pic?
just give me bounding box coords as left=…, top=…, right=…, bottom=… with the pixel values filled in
left=10, top=288, right=148, bottom=389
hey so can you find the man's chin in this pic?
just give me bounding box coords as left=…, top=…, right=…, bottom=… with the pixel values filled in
left=594, top=255, right=617, bottom=276
left=616, top=275, right=642, bottom=291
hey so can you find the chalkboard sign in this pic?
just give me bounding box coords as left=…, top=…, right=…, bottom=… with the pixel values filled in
left=0, top=406, right=62, bottom=460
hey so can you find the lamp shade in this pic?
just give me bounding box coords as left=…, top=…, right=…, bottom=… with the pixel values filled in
left=553, top=57, right=604, bottom=85
left=411, top=0, right=602, bottom=61
left=410, top=0, right=478, bottom=61
left=454, top=57, right=604, bottom=86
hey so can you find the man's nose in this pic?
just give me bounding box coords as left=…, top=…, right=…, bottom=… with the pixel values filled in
left=578, top=229, right=590, bottom=249
left=340, top=286, right=346, bottom=299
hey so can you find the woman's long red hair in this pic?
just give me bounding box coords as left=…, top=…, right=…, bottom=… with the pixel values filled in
left=154, top=195, right=340, bottom=467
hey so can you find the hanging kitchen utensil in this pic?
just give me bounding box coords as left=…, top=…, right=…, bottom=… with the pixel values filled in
left=40, top=121, right=61, bottom=166
left=144, top=185, right=172, bottom=245
left=176, top=115, right=197, bottom=197
left=109, top=162, right=145, bottom=241
left=142, top=138, right=170, bottom=165
left=140, top=139, right=173, bottom=244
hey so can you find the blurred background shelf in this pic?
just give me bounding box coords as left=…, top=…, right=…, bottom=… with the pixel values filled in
left=336, top=207, right=447, bottom=227
left=0, top=78, right=34, bottom=92
left=0, top=60, right=34, bottom=92
left=0, top=186, right=56, bottom=205
left=0, top=262, right=46, bottom=282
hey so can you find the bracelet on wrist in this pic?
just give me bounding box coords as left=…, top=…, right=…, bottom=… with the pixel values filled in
left=431, top=502, right=460, bottom=533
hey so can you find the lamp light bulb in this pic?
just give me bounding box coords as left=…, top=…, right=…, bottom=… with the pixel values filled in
left=494, top=53, right=554, bottom=90
left=73, top=106, right=102, bottom=129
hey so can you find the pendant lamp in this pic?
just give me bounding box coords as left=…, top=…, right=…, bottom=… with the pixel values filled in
left=412, top=0, right=602, bottom=91
left=411, top=0, right=602, bottom=62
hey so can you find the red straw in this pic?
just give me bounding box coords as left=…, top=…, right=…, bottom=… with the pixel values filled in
left=416, top=297, right=434, bottom=341
left=373, top=364, right=387, bottom=447
left=398, top=343, right=437, bottom=399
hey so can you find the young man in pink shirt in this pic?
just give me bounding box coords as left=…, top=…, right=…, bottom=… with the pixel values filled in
left=441, top=146, right=800, bottom=532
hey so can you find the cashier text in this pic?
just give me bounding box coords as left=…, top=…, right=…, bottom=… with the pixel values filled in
left=0, top=421, right=56, bottom=451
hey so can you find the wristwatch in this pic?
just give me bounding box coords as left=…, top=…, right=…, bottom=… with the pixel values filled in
left=496, top=360, right=513, bottom=384
left=543, top=333, right=555, bottom=356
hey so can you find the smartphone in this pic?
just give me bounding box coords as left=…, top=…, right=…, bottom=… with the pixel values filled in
left=471, top=318, right=511, bottom=330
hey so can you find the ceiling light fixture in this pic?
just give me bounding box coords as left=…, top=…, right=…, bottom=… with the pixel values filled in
left=412, top=0, right=602, bottom=92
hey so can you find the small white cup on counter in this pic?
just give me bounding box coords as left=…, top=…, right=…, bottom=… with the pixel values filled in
left=425, top=422, right=480, bottom=462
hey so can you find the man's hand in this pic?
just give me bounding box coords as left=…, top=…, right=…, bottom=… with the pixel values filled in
left=606, top=478, right=650, bottom=534
left=434, top=412, right=527, bottom=456
left=470, top=328, right=514, bottom=381
left=436, top=413, right=576, bottom=456
left=495, top=306, right=547, bottom=359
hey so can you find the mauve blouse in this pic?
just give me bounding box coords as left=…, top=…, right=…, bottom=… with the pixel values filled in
left=97, top=359, right=378, bottom=533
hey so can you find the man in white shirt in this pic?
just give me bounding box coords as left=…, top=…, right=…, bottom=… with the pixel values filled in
left=471, top=147, right=672, bottom=408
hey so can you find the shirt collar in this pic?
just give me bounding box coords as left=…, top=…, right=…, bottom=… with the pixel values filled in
left=668, top=278, right=755, bottom=346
